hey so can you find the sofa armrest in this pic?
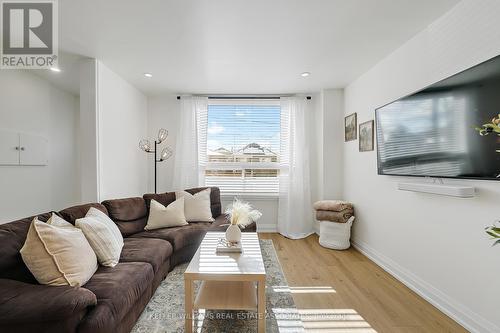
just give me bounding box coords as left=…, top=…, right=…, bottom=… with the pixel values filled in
left=0, top=279, right=97, bottom=324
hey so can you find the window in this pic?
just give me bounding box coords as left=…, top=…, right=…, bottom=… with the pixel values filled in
left=204, top=100, right=281, bottom=195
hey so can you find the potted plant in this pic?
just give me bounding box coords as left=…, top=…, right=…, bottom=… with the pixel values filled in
left=474, top=115, right=500, bottom=244
left=225, top=199, right=262, bottom=243
left=474, top=113, right=500, bottom=153
left=485, top=222, right=500, bottom=246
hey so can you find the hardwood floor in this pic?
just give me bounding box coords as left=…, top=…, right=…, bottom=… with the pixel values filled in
left=258, top=233, right=467, bottom=333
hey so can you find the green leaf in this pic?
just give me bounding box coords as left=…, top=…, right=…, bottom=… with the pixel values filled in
left=486, top=230, right=500, bottom=238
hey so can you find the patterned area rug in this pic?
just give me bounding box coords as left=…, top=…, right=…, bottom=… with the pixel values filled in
left=132, top=239, right=304, bottom=332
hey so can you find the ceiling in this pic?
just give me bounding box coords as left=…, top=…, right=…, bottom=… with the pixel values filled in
left=59, top=0, right=459, bottom=96
left=31, top=52, right=83, bottom=96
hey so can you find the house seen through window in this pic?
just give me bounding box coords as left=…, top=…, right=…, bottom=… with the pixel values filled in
left=204, top=100, right=281, bottom=195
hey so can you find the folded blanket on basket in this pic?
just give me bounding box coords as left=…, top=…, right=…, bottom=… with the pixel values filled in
left=316, top=208, right=354, bottom=223
left=313, top=200, right=353, bottom=212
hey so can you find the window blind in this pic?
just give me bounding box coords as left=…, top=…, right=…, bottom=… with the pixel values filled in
left=204, top=100, right=281, bottom=195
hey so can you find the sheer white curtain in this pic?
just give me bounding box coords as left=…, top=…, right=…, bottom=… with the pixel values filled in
left=172, top=96, right=208, bottom=190
left=278, top=97, right=314, bottom=239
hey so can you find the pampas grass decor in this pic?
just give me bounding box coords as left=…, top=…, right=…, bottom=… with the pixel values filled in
left=225, top=198, right=262, bottom=228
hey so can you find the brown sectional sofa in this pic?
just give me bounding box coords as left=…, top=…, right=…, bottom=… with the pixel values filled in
left=0, top=187, right=256, bottom=333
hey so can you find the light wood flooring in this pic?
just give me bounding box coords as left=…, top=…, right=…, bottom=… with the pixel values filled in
left=258, top=233, right=467, bottom=333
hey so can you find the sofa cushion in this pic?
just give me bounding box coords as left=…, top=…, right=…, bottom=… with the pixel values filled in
left=143, top=191, right=176, bottom=210
left=80, top=262, right=153, bottom=332
left=176, top=189, right=214, bottom=222
left=145, top=198, right=188, bottom=230
left=101, top=197, right=148, bottom=236
left=76, top=208, right=124, bottom=267
left=0, top=213, right=52, bottom=283
left=130, top=222, right=211, bottom=251
left=0, top=278, right=97, bottom=324
left=20, top=217, right=98, bottom=287
left=59, top=203, right=108, bottom=225
left=120, top=238, right=173, bottom=273
left=144, top=187, right=222, bottom=219
left=186, top=187, right=222, bottom=218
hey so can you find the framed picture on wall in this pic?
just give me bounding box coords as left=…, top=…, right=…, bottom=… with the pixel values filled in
left=344, top=113, right=357, bottom=142
left=359, top=120, right=374, bottom=152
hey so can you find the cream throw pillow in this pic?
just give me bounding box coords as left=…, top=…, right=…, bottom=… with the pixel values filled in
left=145, top=198, right=188, bottom=230
left=20, top=215, right=98, bottom=287
left=176, top=189, right=214, bottom=222
left=47, top=213, right=75, bottom=228
left=75, top=207, right=124, bottom=267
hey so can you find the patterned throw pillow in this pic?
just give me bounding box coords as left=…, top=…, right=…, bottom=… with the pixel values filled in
left=75, top=207, right=124, bottom=267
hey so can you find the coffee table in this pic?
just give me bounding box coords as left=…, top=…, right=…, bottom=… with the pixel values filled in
left=184, top=232, right=266, bottom=332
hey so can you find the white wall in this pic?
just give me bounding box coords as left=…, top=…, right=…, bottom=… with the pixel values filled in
left=79, top=59, right=100, bottom=202
left=343, top=0, right=500, bottom=331
left=0, top=70, right=80, bottom=223
left=147, top=94, right=180, bottom=193
left=310, top=90, right=345, bottom=232
left=316, top=89, right=344, bottom=200
left=97, top=62, right=149, bottom=200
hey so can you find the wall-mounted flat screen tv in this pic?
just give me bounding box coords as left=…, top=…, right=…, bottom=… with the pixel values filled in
left=375, top=55, right=500, bottom=180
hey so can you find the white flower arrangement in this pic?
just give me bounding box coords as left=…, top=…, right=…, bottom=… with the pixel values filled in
left=225, top=198, right=262, bottom=228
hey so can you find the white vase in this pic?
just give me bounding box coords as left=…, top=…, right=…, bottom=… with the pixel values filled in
left=226, top=224, right=242, bottom=243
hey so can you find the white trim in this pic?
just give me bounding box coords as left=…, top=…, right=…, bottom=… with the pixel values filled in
left=206, top=162, right=279, bottom=169
left=257, top=223, right=277, bottom=233
left=208, top=99, right=281, bottom=106
left=351, top=239, right=499, bottom=333
left=221, top=194, right=279, bottom=201
left=95, top=60, right=102, bottom=202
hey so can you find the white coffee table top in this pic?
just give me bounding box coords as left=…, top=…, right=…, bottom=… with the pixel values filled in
left=184, top=232, right=265, bottom=280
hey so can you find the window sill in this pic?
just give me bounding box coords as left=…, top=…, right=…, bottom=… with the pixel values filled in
left=220, top=193, right=279, bottom=201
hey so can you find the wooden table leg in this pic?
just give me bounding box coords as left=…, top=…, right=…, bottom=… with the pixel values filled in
left=257, top=279, right=266, bottom=333
left=185, top=278, right=193, bottom=333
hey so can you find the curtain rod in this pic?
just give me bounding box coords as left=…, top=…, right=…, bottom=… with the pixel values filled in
left=176, top=95, right=312, bottom=100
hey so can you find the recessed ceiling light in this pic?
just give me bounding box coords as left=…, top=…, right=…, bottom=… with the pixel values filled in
left=144, top=73, right=153, bottom=78
left=301, top=72, right=310, bottom=77
left=50, top=67, right=61, bottom=72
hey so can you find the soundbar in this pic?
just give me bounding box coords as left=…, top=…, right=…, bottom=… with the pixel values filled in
left=397, top=182, right=475, bottom=198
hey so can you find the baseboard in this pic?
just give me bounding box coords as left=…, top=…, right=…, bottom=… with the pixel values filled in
left=257, top=223, right=277, bottom=233
left=351, top=239, right=499, bottom=333
left=258, top=223, right=319, bottom=235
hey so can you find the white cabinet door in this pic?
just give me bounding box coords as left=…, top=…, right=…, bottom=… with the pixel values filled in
left=19, top=133, right=48, bottom=166
left=0, top=131, right=20, bottom=165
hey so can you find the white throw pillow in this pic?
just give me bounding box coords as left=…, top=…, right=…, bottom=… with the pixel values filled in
left=85, top=207, right=124, bottom=244
left=20, top=216, right=98, bottom=286
left=176, top=189, right=214, bottom=222
left=47, top=213, right=75, bottom=228
left=75, top=207, right=124, bottom=267
left=145, top=198, right=188, bottom=230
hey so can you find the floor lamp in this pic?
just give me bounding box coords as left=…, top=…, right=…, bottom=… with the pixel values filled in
left=139, top=128, right=173, bottom=194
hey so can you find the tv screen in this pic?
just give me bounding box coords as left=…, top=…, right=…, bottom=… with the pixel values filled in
left=376, top=55, right=500, bottom=180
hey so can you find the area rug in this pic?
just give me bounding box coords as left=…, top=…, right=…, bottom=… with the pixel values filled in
left=132, top=239, right=304, bottom=332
